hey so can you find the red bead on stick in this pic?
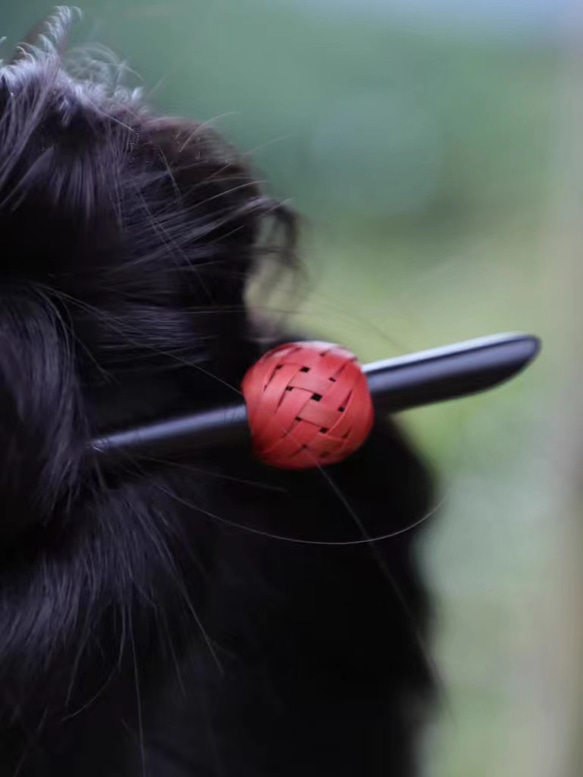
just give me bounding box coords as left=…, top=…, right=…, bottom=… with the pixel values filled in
left=241, top=341, right=374, bottom=470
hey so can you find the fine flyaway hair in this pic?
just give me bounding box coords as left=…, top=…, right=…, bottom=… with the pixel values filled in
left=0, top=8, right=437, bottom=776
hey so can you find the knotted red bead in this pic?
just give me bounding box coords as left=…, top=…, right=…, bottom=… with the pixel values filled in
left=241, top=341, right=374, bottom=470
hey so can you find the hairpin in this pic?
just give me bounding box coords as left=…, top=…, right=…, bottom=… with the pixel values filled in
left=91, top=332, right=540, bottom=469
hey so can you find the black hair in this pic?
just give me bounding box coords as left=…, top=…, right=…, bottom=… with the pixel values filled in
left=0, top=9, right=436, bottom=776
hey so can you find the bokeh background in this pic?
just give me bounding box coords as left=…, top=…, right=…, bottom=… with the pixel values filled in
left=2, top=2, right=581, bottom=775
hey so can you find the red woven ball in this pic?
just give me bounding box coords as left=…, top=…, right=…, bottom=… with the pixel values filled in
left=241, top=341, right=374, bottom=470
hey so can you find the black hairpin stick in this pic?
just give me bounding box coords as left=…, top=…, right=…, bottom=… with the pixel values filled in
left=91, top=333, right=540, bottom=465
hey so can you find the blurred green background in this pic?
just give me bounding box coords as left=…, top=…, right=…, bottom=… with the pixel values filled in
left=3, top=1, right=580, bottom=774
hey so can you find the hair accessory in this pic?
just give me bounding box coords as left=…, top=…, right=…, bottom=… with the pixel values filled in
left=91, top=332, right=541, bottom=469
left=241, top=342, right=374, bottom=469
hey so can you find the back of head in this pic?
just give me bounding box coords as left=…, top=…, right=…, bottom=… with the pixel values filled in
left=0, top=10, right=435, bottom=777
left=0, top=0, right=296, bottom=724
left=0, top=7, right=300, bottom=530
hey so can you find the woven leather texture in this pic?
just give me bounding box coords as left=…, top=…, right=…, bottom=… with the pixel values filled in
left=241, top=341, right=374, bottom=469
